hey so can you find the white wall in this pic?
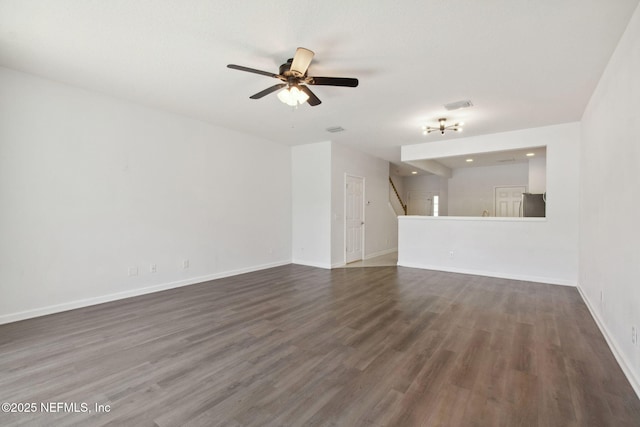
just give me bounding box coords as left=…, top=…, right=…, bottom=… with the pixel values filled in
left=291, top=141, right=332, bottom=268
left=528, top=157, right=547, bottom=193
left=402, top=174, right=448, bottom=216
left=399, top=122, right=580, bottom=286
left=579, top=3, right=640, bottom=395
left=0, top=67, right=292, bottom=323
left=331, top=143, right=397, bottom=266
left=448, top=163, right=528, bottom=216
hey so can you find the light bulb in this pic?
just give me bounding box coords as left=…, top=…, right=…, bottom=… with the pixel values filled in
left=278, top=86, right=308, bottom=106
left=294, top=87, right=309, bottom=104
left=277, top=88, right=292, bottom=104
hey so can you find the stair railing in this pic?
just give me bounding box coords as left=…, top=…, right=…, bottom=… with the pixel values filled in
left=389, top=177, right=407, bottom=215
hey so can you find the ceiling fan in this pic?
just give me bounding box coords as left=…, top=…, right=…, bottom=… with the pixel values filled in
left=227, top=47, right=358, bottom=107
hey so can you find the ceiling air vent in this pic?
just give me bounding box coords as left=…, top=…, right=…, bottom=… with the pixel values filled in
left=326, top=126, right=345, bottom=133
left=497, top=158, right=516, bottom=163
left=444, top=100, right=473, bottom=111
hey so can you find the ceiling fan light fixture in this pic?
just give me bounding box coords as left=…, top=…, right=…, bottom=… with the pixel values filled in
left=277, top=85, right=309, bottom=106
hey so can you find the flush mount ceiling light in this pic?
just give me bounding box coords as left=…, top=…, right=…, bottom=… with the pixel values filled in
left=526, top=152, right=535, bottom=157
left=422, top=118, right=463, bottom=135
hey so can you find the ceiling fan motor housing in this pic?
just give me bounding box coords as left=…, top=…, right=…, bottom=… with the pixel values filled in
left=279, top=59, right=294, bottom=76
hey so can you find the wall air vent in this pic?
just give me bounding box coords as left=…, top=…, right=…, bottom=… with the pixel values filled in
left=444, top=100, right=473, bottom=111
left=326, top=126, right=345, bottom=133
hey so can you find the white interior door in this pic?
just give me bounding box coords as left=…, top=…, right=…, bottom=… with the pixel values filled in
left=494, top=185, right=526, bottom=217
left=407, top=192, right=434, bottom=216
left=345, top=175, right=364, bottom=263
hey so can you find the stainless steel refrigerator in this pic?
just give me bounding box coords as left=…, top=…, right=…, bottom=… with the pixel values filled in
left=521, top=193, right=546, bottom=217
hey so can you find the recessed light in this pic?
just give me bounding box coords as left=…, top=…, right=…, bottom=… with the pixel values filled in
left=526, top=152, right=535, bottom=157
left=466, top=158, right=474, bottom=162
left=411, top=171, right=418, bottom=175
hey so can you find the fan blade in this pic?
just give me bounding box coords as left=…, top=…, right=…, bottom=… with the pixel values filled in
left=250, top=83, right=287, bottom=99
left=300, top=85, right=321, bottom=106
left=290, top=47, right=315, bottom=77
left=227, top=64, right=278, bottom=78
left=309, top=77, right=359, bottom=87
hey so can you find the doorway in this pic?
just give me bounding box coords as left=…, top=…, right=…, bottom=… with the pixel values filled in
left=345, top=175, right=364, bottom=264
left=494, top=185, right=526, bottom=217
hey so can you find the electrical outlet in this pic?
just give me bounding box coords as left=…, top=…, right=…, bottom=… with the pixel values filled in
left=632, top=326, right=637, bottom=345
left=183, top=259, right=189, bottom=269
left=150, top=264, right=157, bottom=273
left=128, top=267, right=138, bottom=277
left=449, top=250, right=455, bottom=258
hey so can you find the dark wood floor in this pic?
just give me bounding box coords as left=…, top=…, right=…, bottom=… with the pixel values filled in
left=1, top=265, right=639, bottom=426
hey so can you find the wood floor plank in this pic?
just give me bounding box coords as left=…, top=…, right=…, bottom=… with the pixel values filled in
left=1, top=264, right=639, bottom=426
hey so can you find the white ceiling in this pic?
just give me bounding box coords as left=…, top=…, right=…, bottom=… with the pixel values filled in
left=436, top=146, right=546, bottom=169
left=1, top=1, right=638, bottom=163
left=392, top=146, right=547, bottom=176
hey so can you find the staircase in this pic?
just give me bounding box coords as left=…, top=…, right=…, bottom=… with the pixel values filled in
left=389, top=177, right=407, bottom=216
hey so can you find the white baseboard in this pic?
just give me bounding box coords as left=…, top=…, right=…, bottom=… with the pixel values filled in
left=328, top=248, right=398, bottom=268
left=291, top=259, right=332, bottom=269
left=0, top=260, right=291, bottom=325
left=364, top=247, right=398, bottom=260
left=396, top=262, right=576, bottom=287
left=577, top=285, right=640, bottom=399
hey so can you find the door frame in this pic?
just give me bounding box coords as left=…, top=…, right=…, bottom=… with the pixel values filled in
left=493, top=185, right=527, bottom=217
left=344, top=173, right=365, bottom=264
